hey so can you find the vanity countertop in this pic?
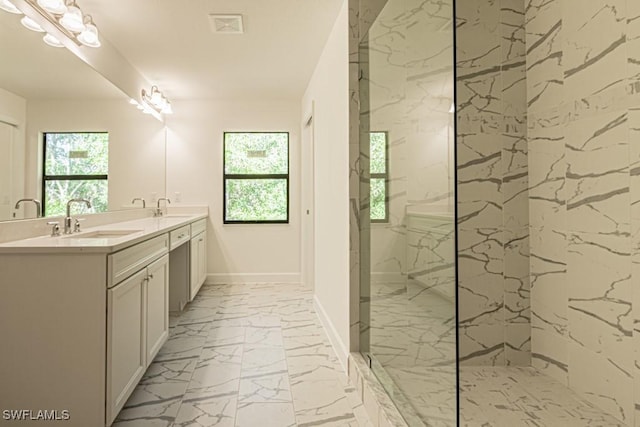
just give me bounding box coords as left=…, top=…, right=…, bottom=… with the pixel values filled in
left=0, top=213, right=207, bottom=254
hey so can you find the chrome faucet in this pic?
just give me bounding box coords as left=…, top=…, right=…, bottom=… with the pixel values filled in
left=65, top=199, right=92, bottom=234
left=155, top=198, right=171, bottom=217
left=15, top=198, right=42, bottom=218
left=131, top=197, right=146, bottom=208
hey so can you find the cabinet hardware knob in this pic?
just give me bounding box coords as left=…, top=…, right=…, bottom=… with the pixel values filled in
left=148, top=274, right=154, bottom=279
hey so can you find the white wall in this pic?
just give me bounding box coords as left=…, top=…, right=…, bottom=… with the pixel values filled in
left=0, top=87, right=26, bottom=126
left=301, top=0, right=350, bottom=368
left=165, top=99, right=301, bottom=284
left=0, top=87, right=26, bottom=220
left=26, top=99, right=166, bottom=212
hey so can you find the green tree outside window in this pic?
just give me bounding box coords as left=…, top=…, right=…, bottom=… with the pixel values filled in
left=223, top=132, right=289, bottom=223
left=43, top=132, right=108, bottom=217
left=370, top=132, right=388, bottom=222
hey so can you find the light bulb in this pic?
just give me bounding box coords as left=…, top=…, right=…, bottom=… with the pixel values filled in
left=21, top=16, right=44, bottom=32
left=150, top=88, right=162, bottom=106
left=0, top=0, right=21, bottom=14
left=37, top=0, right=66, bottom=14
left=161, top=102, right=173, bottom=115
left=43, top=33, right=64, bottom=47
left=78, top=22, right=100, bottom=47
left=60, top=5, right=85, bottom=32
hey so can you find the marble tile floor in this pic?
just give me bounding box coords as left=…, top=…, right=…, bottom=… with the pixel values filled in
left=367, top=282, right=625, bottom=426
left=459, top=367, right=626, bottom=427
left=113, top=283, right=372, bottom=427
left=369, top=281, right=457, bottom=425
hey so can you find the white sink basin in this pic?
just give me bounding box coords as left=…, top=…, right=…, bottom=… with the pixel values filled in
left=64, top=230, right=143, bottom=239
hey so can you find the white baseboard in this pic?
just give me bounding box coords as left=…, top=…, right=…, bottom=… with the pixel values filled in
left=313, top=295, right=348, bottom=373
left=206, top=273, right=301, bottom=284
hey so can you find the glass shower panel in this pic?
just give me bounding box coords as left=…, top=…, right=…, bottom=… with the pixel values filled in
left=359, top=0, right=457, bottom=425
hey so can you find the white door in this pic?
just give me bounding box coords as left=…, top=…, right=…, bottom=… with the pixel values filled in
left=106, top=269, right=146, bottom=425
left=0, top=122, right=13, bottom=221
left=301, top=109, right=315, bottom=290
left=145, top=255, right=169, bottom=363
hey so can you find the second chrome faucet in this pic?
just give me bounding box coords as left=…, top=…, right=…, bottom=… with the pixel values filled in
left=65, top=199, right=92, bottom=234
left=155, top=197, right=171, bottom=217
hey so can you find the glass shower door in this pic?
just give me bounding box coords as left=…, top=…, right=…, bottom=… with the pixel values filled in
left=359, top=0, right=457, bottom=425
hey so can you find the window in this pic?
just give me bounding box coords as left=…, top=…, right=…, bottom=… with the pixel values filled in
left=223, top=132, right=289, bottom=223
left=42, top=132, right=108, bottom=217
left=370, top=131, right=388, bottom=223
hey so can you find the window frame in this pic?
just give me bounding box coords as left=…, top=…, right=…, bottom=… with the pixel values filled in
left=41, top=131, right=109, bottom=217
left=222, top=131, right=290, bottom=225
left=370, top=131, right=389, bottom=224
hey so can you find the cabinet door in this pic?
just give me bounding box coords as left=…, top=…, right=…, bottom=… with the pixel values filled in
left=146, top=255, right=169, bottom=364
left=190, top=232, right=206, bottom=301
left=107, top=269, right=147, bottom=426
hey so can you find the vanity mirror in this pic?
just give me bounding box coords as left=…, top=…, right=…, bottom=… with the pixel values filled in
left=0, top=9, right=166, bottom=222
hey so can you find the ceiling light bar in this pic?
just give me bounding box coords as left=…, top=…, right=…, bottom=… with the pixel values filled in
left=0, top=0, right=101, bottom=49
left=141, top=86, right=173, bottom=115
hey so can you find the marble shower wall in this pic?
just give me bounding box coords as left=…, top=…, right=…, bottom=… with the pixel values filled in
left=366, top=0, right=455, bottom=284
left=527, top=0, right=640, bottom=424
left=456, top=0, right=530, bottom=366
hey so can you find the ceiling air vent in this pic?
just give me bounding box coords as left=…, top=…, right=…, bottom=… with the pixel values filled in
left=209, top=14, right=244, bottom=34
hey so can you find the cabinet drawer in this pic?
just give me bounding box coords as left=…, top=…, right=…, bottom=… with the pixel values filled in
left=169, top=225, right=191, bottom=251
left=108, top=234, right=169, bottom=288
left=190, top=219, right=207, bottom=237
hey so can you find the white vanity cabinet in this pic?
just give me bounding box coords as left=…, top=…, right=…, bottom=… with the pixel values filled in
left=106, top=235, right=169, bottom=425
left=189, top=219, right=207, bottom=300
left=0, top=213, right=208, bottom=427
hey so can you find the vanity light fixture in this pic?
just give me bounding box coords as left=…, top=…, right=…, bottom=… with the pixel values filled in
left=43, top=32, right=64, bottom=47
left=37, top=0, right=66, bottom=14
left=59, top=0, right=84, bottom=32
left=77, top=15, right=99, bottom=47
left=0, top=0, right=101, bottom=49
left=0, top=0, right=20, bottom=14
left=141, top=86, right=173, bottom=115
left=21, top=14, right=44, bottom=31
left=130, top=94, right=162, bottom=122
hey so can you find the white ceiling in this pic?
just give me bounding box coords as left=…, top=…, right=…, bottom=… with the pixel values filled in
left=0, top=0, right=343, bottom=102
left=80, top=0, right=345, bottom=100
